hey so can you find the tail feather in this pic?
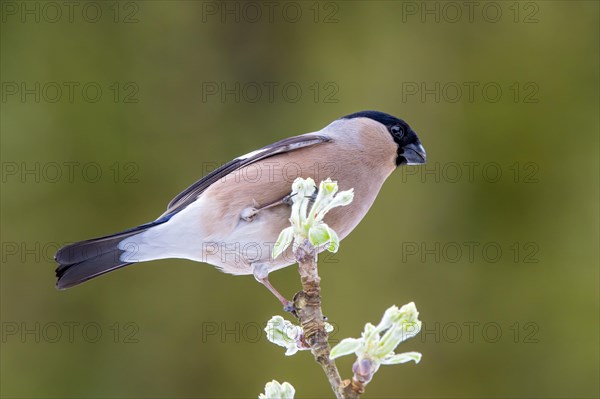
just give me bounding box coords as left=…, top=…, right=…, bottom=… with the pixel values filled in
left=56, top=252, right=133, bottom=289
left=55, top=218, right=170, bottom=289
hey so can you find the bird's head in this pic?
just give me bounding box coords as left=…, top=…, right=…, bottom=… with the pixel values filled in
left=341, top=110, right=426, bottom=166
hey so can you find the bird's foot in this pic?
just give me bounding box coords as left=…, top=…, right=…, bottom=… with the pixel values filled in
left=283, top=301, right=299, bottom=318
left=240, top=207, right=258, bottom=222
left=282, top=193, right=296, bottom=206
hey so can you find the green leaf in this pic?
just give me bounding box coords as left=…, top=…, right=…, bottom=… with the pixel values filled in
left=400, top=320, right=422, bottom=342
left=320, top=178, right=338, bottom=195
left=330, top=338, right=363, bottom=359
left=319, top=188, right=354, bottom=217
left=398, top=302, right=420, bottom=323
left=259, top=380, right=296, bottom=399
left=381, top=351, right=422, bottom=365
left=326, top=227, right=340, bottom=253
left=363, top=323, right=377, bottom=340
left=377, top=324, right=403, bottom=356
left=308, top=179, right=336, bottom=220
left=375, top=305, right=400, bottom=333
left=264, top=316, right=304, bottom=356
left=272, top=227, right=294, bottom=259
left=308, top=224, right=331, bottom=247
left=292, top=177, right=315, bottom=196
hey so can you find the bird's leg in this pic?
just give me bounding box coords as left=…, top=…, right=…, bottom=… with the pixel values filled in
left=259, top=277, right=296, bottom=313
left=241, top=193, right=295, bottom=222
left=252, top=263, right=296, bottom=314
left=259, top=192, right=296, bottom=211
left=241, top=189, right=319, bottom=222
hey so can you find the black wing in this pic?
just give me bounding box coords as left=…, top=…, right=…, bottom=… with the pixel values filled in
left=161, top=134, right=331, bottom=218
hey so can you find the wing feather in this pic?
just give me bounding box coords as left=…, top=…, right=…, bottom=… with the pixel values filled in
left=161, top=134, right=331, bottom=217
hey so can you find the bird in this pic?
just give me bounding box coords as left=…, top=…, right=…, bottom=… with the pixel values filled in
left=55, top=111, right=426, bottom=309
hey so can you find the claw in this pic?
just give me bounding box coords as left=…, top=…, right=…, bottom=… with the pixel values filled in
left=282, top=193, right=297, bottom=206
left=283, top=301, right=299, bottom=318
left=240, top=207, right=258, bottom=222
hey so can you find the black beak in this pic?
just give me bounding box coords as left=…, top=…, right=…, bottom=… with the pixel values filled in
left=400, top=142, right=426, bottom=165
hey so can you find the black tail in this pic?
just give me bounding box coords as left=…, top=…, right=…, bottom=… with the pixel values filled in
left=55, top=218, right=169, bottom=289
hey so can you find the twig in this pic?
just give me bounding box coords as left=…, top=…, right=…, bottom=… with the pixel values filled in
left=341, top=369, right=367, bottom=399
left=267, top=179, right=422, bottom=399
left=293, top=239, right=345, bottom=399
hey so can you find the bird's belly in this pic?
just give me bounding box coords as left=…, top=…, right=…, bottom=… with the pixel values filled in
left=201, top=205, right=294, bottom=275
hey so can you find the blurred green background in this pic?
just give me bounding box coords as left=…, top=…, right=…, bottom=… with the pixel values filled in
left=1, top=1, right=598, bottom=398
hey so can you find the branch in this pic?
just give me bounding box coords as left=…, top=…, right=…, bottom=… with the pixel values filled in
left=265, top=178, right=422, bottom=399
left=292, top=239, right=344, bottom=399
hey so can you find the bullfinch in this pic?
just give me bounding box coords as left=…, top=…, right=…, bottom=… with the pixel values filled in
left=55, top=111, right=426, bottom=307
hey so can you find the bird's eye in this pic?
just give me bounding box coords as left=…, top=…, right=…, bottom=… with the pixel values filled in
left=391, top=125, right=404, bottom=138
